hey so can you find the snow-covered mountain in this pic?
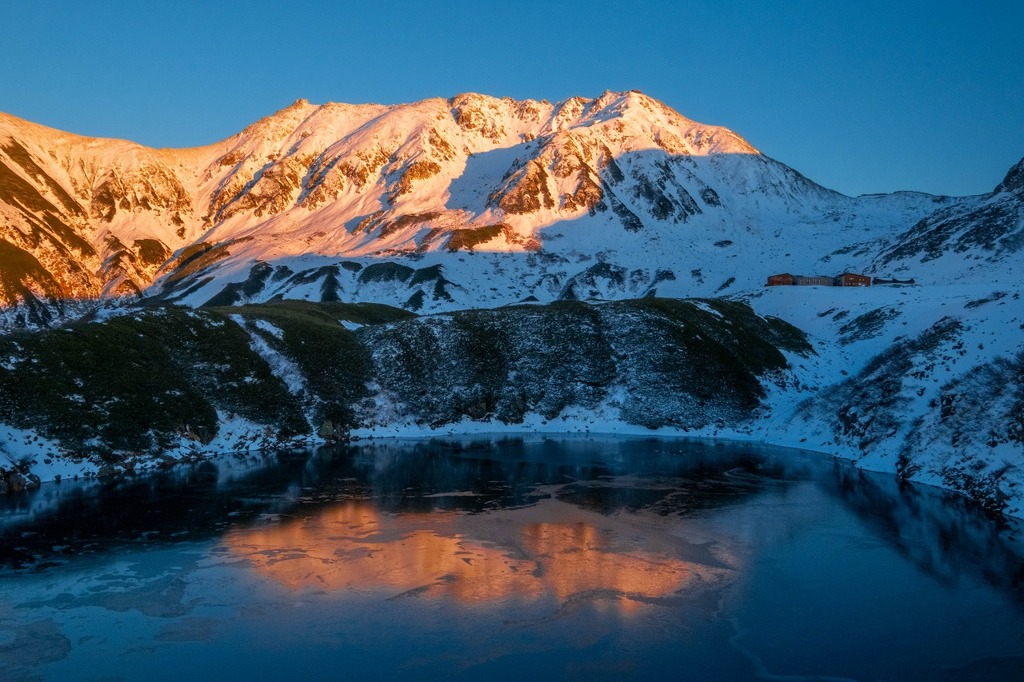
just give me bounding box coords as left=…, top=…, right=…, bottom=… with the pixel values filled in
left=1, top=92, right=1022, bottom=516
left=136, top=91, right=970, bottom=312
left=0, top=90, right=972, bottom=318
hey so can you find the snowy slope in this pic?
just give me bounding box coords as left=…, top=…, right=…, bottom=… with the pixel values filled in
left=0, top=91, right=964, bottom=318
left=150, top=91, right=959, bottom=312
left=739, top=281, right=1023, bottom=515
left=0, top=112, right=217, bottom=321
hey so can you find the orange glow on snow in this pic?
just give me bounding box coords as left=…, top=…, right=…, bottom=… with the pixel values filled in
left=223, top=500, right=705, bottom=610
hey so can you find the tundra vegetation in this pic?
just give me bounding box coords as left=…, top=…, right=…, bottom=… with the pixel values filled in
left=0, top=297, right=807, bottom=487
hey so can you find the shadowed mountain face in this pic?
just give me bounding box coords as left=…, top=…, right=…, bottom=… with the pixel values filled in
left=2, top=90, right=1010, bottom=319
left=875, top=163, right=1024, bottom=273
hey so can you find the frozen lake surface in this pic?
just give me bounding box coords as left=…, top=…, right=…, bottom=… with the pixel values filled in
left=2, top=437, right=1024, bottom=681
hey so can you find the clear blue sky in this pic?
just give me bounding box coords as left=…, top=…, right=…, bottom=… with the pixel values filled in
left=1, top=0, right=1021, bottom=197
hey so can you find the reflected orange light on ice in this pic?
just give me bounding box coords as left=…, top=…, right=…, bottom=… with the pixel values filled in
left=520, top=522, right=691, bottom=612
left=223, top=500, right=712, bottom=610
left=226, top=501, right=540, bottom=601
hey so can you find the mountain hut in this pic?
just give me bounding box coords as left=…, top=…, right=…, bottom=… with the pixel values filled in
left=835, top=272, right=871, bottom=287
left=794, top=275, right=834, bottom=286
left=766, top=273, right=795, bottom=286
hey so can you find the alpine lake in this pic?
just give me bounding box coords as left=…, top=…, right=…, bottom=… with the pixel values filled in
left=2, top=436, right=1023, bottom=681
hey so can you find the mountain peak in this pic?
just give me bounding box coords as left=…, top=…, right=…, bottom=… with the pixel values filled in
left=4, top=89, right=1006, bottom=318
left=995, top=157, right=1024, bottom=194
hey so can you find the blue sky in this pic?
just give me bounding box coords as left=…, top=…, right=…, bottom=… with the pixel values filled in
left=1, top=0, right=1021, bottom=197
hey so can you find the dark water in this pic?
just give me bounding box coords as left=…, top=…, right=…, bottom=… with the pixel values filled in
left=2, top=437, right=1024, bottom=681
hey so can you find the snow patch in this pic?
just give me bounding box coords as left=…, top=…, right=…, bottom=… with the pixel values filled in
left=231, top=315, right=306, bottom=395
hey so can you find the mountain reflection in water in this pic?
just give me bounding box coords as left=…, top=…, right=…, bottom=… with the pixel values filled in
left=2, top=436, right=1024, bottom=682
left=223, top=496, right=726, bottom=610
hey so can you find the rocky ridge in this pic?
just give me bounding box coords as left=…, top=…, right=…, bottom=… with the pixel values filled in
left=0, top=91, right=965, bottom=319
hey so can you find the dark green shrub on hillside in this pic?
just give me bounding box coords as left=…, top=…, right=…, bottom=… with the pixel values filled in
left=146, top=309, right=308, bottom=436
left=357, top=262, right=415, bottom=284
left=445, top=224, right=506, bottom=252
left=361, top=300, right=617, bottom=427
left=223, top=301, right=403, bottom=429
left=606, top=299, right=783, bottom=428
left=0, top=307, right=309, bottom=459
left=360, top=297, right=805, bottom=431
left=0, top=297, right=808, bottom=463
left=0, top=314, right=217, bottom=456
left=201, top=261, right=274, bottom=307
